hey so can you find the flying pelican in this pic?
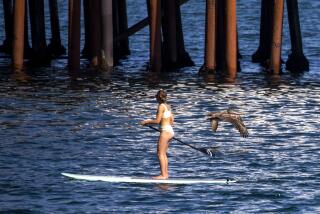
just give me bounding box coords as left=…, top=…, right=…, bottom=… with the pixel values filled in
left=207, top=109, right=249, bottom=138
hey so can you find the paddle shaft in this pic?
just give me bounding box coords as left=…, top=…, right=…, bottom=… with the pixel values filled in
left=146, top=125, right=212, bottom=156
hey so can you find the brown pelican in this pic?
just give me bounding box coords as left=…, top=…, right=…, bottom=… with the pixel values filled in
left=207, top=109, right=249, bottom=138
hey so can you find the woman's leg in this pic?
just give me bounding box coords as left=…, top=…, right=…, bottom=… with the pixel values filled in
left=153, top=132, right=172, bottom=179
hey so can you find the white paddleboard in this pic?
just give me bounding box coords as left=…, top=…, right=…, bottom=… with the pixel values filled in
left=61, top=173, right=236, bottom=184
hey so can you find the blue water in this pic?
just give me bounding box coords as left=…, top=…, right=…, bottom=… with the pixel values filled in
left=1, top=0, right=320, bottom=213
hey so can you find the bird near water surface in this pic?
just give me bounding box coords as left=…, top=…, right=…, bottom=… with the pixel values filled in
left=207, top=109, right=249, bottom=138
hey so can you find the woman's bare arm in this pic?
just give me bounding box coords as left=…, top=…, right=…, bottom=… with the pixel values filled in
left=141, top=104, right=164, bottom=125
left=170, top=112, right=174, bottom=125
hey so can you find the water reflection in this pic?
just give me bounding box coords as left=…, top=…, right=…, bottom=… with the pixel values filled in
left=1, top=61, right=319, bottom=213
left=11, top=69, right=30, bottom=83
left=199, top=70, right=238, bottom=84
left=156, top=184, right=170, bottom=191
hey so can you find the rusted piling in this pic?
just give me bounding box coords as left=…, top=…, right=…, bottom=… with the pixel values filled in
left=12, top=0, right=25, bottom=71
left=101, top=0, right=114, bottom=69
left=68, top=0, right=81, bottom=71
left=202, top=0, right=217, bottom=72
left=148, top=0, right=162, bottom=73
left=225, top=0, right=237, bottom=78
left=286, top=0, right=309, bottom=72
left=48, top=0, right=66, bottom=57
left=269, top=0, right=284, bottom=74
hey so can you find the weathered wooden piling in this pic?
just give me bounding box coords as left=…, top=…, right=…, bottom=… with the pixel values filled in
left=101, top=0, right=114, bottom=69
left=48, top=0, right=66, bottom=57
left=148, top=0, right=162, bottom=73
left=225, top=0, right=237, bottom=78
left=68, top=0, right=81, bottom=71
left=269, top=0, right=284, bottom=74
left=12, top=0, right=25, bottom=71
left=201, top=0, right=217, bottom=72
left=286, top=0, right=309, bottom=72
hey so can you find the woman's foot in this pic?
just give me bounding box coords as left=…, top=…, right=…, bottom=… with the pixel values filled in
left=152, top=175, right=168, bottom=180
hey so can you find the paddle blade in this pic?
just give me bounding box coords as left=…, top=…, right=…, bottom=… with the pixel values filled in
left=198, top=148, right=214, bottom=157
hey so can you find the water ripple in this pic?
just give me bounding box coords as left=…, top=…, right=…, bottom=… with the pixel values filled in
left=1, top=0, right=320, bottom=213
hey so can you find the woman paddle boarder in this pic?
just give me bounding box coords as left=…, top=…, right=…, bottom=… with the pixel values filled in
left=140, top=89, right=174, bottom=180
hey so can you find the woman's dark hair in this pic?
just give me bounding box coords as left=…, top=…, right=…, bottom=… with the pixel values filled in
left=156, top=89, right=167, bottom=103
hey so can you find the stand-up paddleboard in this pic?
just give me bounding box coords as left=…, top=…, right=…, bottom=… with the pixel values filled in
left=61, top=173, right=236, bottom=184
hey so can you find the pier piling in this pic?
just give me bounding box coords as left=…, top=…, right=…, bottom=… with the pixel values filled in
left=148, top=0, right=162, bottom=73
left=0, top=0, right=310, bottom=77
left=101, top=0, right=114, bottom=69
left=48, top=0, right=66, bottom=57
left=12, top=0, right=25, bottom=71
left=202, top=0, right=217, bottom=73
left=116, top=0, right=130, bottom=58
left=286, top=0, right=309, bottom=72
left=225, top=0, right=237, bottom=78
left=162, top=0, right=179, bottom=68
left=29, top=0, right=49, bottom=64
left=269, top=0, right=284, bottom=74
left=87, top=0, right=102, bottom=67
left=252, top=0, right=274, bottom=64
left=173, top=0, right=194, bottom=68
left=68, top=0, right=81, bottom=71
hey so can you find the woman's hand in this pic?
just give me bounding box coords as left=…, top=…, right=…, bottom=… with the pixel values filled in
left=140, top=120, right=148, bottom=126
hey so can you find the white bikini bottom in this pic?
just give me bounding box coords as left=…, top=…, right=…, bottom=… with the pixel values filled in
left=160, top=125, right=174, bottom=136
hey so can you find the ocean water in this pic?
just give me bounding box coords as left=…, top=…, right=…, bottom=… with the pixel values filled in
left=0, top=0, right=319, bottom=213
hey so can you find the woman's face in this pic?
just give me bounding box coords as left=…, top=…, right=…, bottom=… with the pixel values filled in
left=155, top=94, right=160, bottom=103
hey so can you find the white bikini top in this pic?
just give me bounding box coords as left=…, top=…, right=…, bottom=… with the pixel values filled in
left=161, top=104, right=171, bottom=119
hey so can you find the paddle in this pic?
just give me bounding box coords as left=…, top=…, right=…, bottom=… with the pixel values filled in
left=146, top=125, right=217, bottom=157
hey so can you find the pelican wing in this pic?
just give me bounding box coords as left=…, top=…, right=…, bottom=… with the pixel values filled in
left=210, top=119, right=219, bottom=132
left=222, top=114, right=249, bottom=138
